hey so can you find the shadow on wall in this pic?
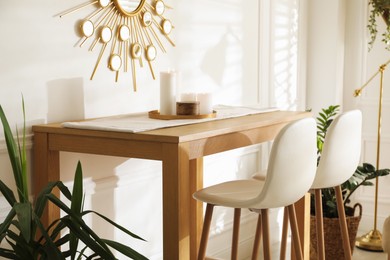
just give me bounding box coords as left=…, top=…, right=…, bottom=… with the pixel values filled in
left=200, top=31, right=228, bottom=86
left=46, top=78, right=85, bottom=123
left=200, top=27, right=242, bottom=87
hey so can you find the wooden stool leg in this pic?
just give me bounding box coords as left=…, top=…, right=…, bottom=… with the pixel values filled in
left=280, top=207, right=289, bottom=260
left=252, top=213, right=262, bottom=260
left=314, top=189, right=325, bottom=260
left=198, top=204, right=214, bottom=260
left=288, top=204, right=303, bottom=260
left=261, top=209, right=271, bottom=260
left=232, top=208, right=241, bottom=260
left=335, top=185, right=352, bottom=260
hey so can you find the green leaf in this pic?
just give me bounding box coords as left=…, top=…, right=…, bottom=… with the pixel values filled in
left=0, top=208, right=16, bottom=243
left=77, top=246, right=89, bottom=259
left=15, top=96, right=28, bottom=202
left=0, top=248, right=17, bottom=259
left=82, top=210, right=146, bottom=241
left=32, top=213, right=64, bottom=260
left=71, top=161, right=83, bottom=215
left=39, top=243, right=65, bottom=260
left=56, top=181, right=72, bottom=200
left=61, top=218, right=115, bottom=259
left=14, top=202, right=32, bottom=243
left=103, top=239, right=148, bottom=260
left=70, top=161, right=83, bottom=260
left=34, top=181, right=63, bottom=219
left=54, top=233, right=70, bottom=248
left=361, top=181, right=374, bottom=186
left=0, top=180, right=17, bottom=206
left=6, top=229, right=32, bottom=259
left=0, top=105, right=24, bottom=202
left=46, top=194, right=113, bottom=255
left=377, top=169, right=390, bottom=177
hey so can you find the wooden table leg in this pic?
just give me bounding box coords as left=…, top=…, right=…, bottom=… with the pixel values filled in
left=189, top=158, right=203, bottom=260
left=162, top=143, right=191, bottom=260
left=33, top=132, right=60, bottom=227
left=291, top=193, right=310, bottom=260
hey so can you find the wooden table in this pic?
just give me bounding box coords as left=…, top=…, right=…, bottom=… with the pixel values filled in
left=33, top=110, right=311, bottom=260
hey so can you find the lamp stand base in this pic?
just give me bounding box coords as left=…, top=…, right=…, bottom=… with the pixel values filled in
left=355, top=229, right=383, bottom=251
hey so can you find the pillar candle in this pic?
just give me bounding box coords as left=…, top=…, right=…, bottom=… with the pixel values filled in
left=197, top=92, right=213, bottom=114
left=160, top=71, right=177, bottom=115
left=180, top=92, right=197, bottom=102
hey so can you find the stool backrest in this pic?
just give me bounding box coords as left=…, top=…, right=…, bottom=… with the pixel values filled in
left=311, top=110, right=362, bottom=189
left=249, top=117, right=317, bottom=209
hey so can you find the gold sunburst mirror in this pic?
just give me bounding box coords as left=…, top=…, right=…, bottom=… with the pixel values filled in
left=59, top=0, right=175, bottom=91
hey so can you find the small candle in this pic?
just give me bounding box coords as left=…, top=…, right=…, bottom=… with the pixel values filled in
left=160, top=70, right=177, bottom=115
left=176, top=101, right=200, bottom=115
left=197, top=92, right=213, bottom=114
left=180, top=92, right=197, bottom=102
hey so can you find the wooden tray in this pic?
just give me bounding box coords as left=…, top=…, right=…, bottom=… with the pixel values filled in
left=148, top=110, right=217, bottom=120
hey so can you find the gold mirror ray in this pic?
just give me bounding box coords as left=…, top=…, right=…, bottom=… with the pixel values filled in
left=59, top=0, right=175, bottom=91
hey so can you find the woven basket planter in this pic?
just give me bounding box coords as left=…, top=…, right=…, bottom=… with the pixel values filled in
left=310, top=204, right=362, bottom=260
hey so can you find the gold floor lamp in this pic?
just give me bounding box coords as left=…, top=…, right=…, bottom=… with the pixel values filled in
left=354, top=58, right=390, bottom=251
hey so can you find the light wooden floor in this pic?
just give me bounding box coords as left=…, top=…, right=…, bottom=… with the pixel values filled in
left=353, top=247, right=386, bottom=260
left=250, top=237, right=388, bottom=260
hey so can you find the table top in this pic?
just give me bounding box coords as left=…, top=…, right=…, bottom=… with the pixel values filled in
left=32, top=110, right=311, bottom=144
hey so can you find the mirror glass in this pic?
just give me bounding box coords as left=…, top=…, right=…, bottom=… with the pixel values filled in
left=81, top=20, right=94, bottom=37
left=131, top=43, right=142, bottom=59
left=99, top=0, right=110, bottom=8
left=155, top=1, right=165, bottom=15
left=143, top=12, right=152, bottom=27
left=100, top=26, right=112, bottom=43
left=162, top=19, right=172, bottom=35
left=109, top=54, right=122, bottom=71
left=119, top=25, right=130, bottom=41
left=115, top=0, right=145, bottom=15
left=146, top=45, right=156, bottom=61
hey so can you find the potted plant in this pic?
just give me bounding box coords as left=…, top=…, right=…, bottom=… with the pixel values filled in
left=0, top=100, right=148, bottom=259
left=368, top=0, right=390, bottom=50
left=309, top=105, right=390, bottom=259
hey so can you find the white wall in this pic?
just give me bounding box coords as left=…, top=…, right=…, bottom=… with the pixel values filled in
left=305, top=0, right=346, bottom=115
left=0, top=0, right=305, bottom=259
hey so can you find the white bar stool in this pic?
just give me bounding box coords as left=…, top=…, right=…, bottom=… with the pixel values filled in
left=193, top=117, right=317, bottom=260
left=383, top=216, right=390, bottom=260
left=273, top=110, right=362, bottom=260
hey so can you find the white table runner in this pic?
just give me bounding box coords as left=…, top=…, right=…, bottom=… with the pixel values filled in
left=62, top=105, right=279, bottom=133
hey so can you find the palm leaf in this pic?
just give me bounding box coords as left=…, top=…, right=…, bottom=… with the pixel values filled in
left=45, top=194, right=114, bottom=255
left=103, top=239, right=148, bottom=260
left=32, top=213, right=64, bottom=260
left=0, top=248, right=16, bottom=259
left=82, top=210, right=146, bottom=241
left=70, top=161, right=83, bottom=259
left=6, top=229, right=32, bottom=259
left=0, top=180, right=17, bottom=206
left=61, top=218, right=116, bottom=259
left=14, top=202, right=32, bottom=242
left=1, top=101, right=146, bottom=258
left=34, top=181, right=63, bottom=219
left=0, top=208, right=16, bottom=242
left=20, top=97, right=28, bottom=201
left=0, top=105, right=24, bottom=201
